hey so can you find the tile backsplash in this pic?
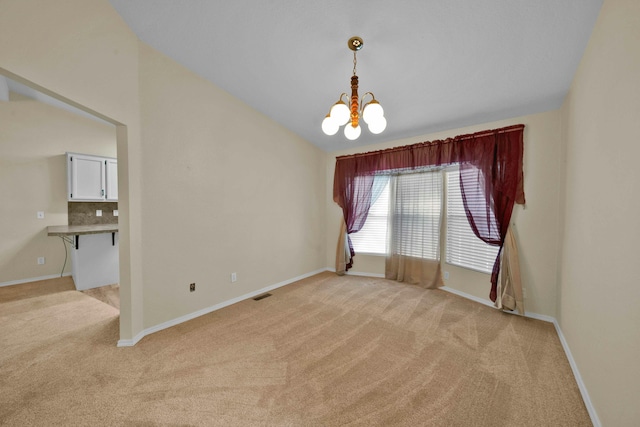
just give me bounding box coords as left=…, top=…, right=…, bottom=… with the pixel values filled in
left=68, top=202, right=119, bottom=226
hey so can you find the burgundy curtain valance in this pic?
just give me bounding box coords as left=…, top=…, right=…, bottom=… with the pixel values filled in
left=333, top=124, right=525, bottom=301
left=333, top=124, right=525, bottom=207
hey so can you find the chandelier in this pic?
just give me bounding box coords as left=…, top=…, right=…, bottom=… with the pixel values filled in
left=322, top=36, right=386, bottom=140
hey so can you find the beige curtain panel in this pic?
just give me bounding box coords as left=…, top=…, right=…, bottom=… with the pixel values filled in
left=385, top=255, right=443, bottom=289
left=495, top=226, right=525, bottom=314
left=334, top=219, right=350, bottom=276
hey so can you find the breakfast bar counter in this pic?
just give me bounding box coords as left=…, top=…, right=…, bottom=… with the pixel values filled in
left=47, top=224, right=119, bottom=291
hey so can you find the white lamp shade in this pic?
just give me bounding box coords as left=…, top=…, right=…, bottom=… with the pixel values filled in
left=330, top=102, right=350, bottom=126
left=368, top=116, right=387, bottom=134
left=362, top=101, right=384, bottom=124
left=322, top=116, right=339, bottom=135
left=344, top=124, right=361, bottom=140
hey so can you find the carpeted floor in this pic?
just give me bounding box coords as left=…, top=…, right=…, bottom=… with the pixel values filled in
left=0, top=272, right=591, bottom=426
left=81, top=283, right=120, bottom=310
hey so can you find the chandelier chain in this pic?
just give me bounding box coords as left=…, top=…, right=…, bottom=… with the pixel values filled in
left=353, top=52, right=357, bottom=76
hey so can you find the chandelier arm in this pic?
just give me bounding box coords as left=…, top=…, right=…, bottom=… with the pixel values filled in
left=360, top=92, right=375, bottom=113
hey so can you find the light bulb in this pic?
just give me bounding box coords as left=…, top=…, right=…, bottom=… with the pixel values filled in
left=362, top=100, right=384, bottom=124
left=368, top=116, right=387, bottom=134
left=322, top=115, right=339, bottom=135
left=330, top=101, right=350, bottom=126
left=344, top=124, right=361, bottom=140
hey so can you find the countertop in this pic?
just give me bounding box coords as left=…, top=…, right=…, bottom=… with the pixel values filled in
left=47, top=224, right=119, bottom=236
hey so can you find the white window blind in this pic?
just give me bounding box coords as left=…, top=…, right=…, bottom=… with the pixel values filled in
left=446, top=168, right=499, bottom=273
left=350, top=177, right=389, bottom=255
left=389, top=171, right=442, bottom=260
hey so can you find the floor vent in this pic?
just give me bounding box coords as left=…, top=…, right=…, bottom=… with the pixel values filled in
left=253, top=293, right=272, bottom=301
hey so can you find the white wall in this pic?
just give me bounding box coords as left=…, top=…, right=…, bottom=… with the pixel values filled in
left=558, top=0, right=640, bottom=424
left=326, top=110, right=563, bottom=317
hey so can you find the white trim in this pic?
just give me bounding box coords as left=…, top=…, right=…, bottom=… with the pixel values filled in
left=441, top=285, right=556, bottom=322
left=115, top=331, right=145, bottom=348
left=325, top=267, right=385, bottom=278
left=440, top=285, right=600, bottom=427
left=347, top=271, right=385, bottom=278
left=0, top=272, right=72, bottom=288
left=440, top=285, right=497, bottom=310
left=117, top=268, right=327, bottom=348
left=551, top=318, right=601, bottom=427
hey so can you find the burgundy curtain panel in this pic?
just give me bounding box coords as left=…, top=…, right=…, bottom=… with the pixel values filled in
left=333, top=124, right=525, bottom=300
left=459, top=129, right=525, bottom=301
left=337, top=174, right=376, bottom=270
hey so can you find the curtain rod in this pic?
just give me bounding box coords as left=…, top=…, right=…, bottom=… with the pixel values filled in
left=335, top=124, right=525, bottom=160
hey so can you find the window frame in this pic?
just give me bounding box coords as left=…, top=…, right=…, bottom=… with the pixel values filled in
left=349, top=165, right=500, bottom=276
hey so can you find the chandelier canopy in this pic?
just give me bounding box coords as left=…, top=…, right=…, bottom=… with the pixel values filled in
left=322, top=37, right=386, bottom=141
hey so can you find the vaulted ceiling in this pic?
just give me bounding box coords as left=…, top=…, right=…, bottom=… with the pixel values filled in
left=108, top=0, right=603, bottom=152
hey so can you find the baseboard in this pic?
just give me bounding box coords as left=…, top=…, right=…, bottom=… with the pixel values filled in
left=440, top=285, right=600, bottom=427
left=0, top=272, right=72, bottom=288
left=324, top=267, right=385, bottom=278
left=115, top=331, right=145, bottom=348
left=117, top=268, right=327, bottom=348
left=440, top=285, right=557, bottom=322
left=440, top=285, right=498, bottom=310
left=347, top=271, right=385, bottom=278
left=551, top=319, right=602, bottom=427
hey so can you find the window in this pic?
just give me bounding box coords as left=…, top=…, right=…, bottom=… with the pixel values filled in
left=350, top=177, right=389, bottom=255
left=389, top=171, right=442, bottom=260
left=445, top=168, right=499, bottom=274
left=351, top=167, right=500, bottom=275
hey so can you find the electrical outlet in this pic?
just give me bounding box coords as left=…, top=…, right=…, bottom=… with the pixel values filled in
left=443, top=271, right=449, bottom=280
left=113, top=210, right=119, bottom=217
left=190, top=283, right=196, bottom=292
left=37, top=257, right=45, bottom=265
left=37, top=211, right=45, bottom=219
left=231, top=272, right=237, bottom=283
left=96, top=209, right=102, bottom=217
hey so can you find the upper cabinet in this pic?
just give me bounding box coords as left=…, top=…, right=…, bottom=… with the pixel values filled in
left=105, top=158, right=118, bottom=201
left=67, top=152, right=118, bottom=202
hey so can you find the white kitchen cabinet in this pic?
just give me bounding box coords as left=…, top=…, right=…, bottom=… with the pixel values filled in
left=67, top=152, right=117, bottom=202
left=105, top=158, right=118, bottom=201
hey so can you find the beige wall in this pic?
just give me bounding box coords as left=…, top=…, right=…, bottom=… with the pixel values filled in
left=0, top=0, right=327, bottom=338
left=559, top=0, right=640, bottom=424
left=326, top=110, right=563, bottom=317
left=3, top=1, right=637, bottom=422
left=138, top=44, right=326, bottom=328
left=0, top=0, right=143, bottom=341
left=0, top=96, right=116, bottom=283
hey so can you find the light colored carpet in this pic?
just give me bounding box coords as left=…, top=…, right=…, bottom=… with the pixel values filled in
left=0, top=272, right=591, bottom=426
left=81, top=283, right=120, bottom=310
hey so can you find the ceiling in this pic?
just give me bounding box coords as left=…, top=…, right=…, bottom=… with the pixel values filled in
left=107, top=0, right=602, bottom=152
